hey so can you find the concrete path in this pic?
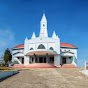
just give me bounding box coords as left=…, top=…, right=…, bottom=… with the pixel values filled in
left=0, top=68, right=88, bottom=88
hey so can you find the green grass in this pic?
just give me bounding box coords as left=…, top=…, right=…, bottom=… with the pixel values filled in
left=0, top=67, right=14, bottom=71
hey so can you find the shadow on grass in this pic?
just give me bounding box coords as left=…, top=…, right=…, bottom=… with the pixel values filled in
left=16, top=69, right=30, bottom=71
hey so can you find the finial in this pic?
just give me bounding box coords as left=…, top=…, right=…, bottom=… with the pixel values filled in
left=57, top=35, right=59, bottom=39
left=25, top=36, right=28, bottom=40
left=52, top=31, right=57, bottom=39
left=43, top=10, right=45, bottom=14
left=31, top=32, right=36, bottom=39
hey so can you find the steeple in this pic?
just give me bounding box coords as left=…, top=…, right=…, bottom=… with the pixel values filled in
left=41, top=13, right=47, bottom=22
left=39, top=13, right=48, bottom=37
left=31, top=32, right=36, bottom=39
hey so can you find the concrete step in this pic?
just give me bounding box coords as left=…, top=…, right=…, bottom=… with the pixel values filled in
left=12, top=64, right=24, bottom=67
left=61, top=64, right=76, bottom=68
left=26, top=63, right=55, bottom=67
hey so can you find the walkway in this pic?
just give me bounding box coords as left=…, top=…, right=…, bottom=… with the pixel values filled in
left=0, top=68, right=88, bottom=88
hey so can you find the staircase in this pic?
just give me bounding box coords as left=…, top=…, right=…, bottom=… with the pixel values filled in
left=11, top=63, right=55, bottom=68
left=12, top=64, right=24, bottom=68
left=11, top=64, right=77, bottom=68
left=26, top=63, right=55, bottom=68
left=61, top=64, right=76, bottom=68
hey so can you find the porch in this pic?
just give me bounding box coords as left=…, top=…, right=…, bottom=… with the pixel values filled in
left=61, top=56, right=73, bottom=65
left=60, top=51, right=77, bottom=67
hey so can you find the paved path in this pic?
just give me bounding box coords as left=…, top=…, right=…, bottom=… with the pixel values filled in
left=0, top=68, right=88, bottom=88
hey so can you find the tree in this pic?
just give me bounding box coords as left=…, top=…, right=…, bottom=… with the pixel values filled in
left=4, top=48, right=12, bottom=66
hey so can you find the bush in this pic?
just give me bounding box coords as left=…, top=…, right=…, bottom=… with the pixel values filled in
left=0, top=63, right=5, bottom=67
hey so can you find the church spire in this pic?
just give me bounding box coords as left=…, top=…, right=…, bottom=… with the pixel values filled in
left=39, top=13, right=48, bottom=37
left=31, top=32, right=36, bottom=39
left=41, top=13, right=47, bottom=22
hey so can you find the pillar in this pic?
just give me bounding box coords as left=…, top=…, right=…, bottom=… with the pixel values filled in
left=46, top=53, right=49, bottom=63
left=54, top=55, right=60, bottom=66
left=24, top=56, right=30, bottom=65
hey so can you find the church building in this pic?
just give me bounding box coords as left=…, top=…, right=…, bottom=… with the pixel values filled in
left=11, top=13, right=78, bottom=67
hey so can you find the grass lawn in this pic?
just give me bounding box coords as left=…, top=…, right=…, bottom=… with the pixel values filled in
left=0, top=67, right=14, bottom=71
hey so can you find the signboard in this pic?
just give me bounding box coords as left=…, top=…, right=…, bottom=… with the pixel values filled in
left=86, top=62, right=88, bottom=70
left=85, top=61, right=88, bottom=70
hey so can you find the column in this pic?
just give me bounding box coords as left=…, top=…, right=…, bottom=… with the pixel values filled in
left=24, top=56, right=30, bottom=65
left=54, top=55, right=60, bottom=66
left=29, top=56, right=32, bottom=64
left=46, top=53, right=49, bottom=63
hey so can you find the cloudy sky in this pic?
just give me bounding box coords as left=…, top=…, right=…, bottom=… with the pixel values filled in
left=0, top=0, right=88, bottom=67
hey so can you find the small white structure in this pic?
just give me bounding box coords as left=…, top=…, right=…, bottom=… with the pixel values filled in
left=11, top=13, right=78, bottom=67
left=81, top=61, right=88, bottom=75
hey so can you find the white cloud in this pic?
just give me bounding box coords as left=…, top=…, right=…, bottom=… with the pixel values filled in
left=0, top=29, right=15, bottom=56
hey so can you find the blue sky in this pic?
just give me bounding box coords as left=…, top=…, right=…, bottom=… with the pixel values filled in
left=0, top=0, right=88, bottom=67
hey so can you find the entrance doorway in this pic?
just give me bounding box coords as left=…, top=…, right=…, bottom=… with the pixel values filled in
left=39, top=57, right=46, bottom=63
left=44, top=57, right=46, bottom=63
left=39, top=57, right=43, bottom=63
left=30, top=56, right=54, bottom=64
left=62, top=57, right=66, bottom=64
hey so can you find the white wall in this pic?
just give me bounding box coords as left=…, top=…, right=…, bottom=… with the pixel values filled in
left=60, top=48, right=77, bottom=58
left=24, top=37, right=60, bottom=55
left=48, top=43, right=55, bottom=50
left=29, top=43, right=35, bottom=50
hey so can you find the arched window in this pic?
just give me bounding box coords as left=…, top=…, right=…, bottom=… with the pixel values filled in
left=30, top=48, right=33, bottom=50
left=49, top=47, right=54, bottom=50
left=37, top=44, right=45, bottom=49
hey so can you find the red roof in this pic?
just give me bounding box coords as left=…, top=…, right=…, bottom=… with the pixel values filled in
left=60, top=43, right=78, bottom=48
left=12, top=43, right=78, bottom=49
left=12, top=44, right=24, bottom=49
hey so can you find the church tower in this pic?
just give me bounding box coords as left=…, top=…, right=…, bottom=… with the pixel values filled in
left=39, top=13, right=48, bottom=37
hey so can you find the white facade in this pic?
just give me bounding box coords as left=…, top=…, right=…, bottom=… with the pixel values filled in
left=12, top=13, right=78, bottom=67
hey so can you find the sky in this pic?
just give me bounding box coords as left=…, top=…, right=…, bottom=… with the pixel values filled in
left=0, top=0, right=88, bottom=67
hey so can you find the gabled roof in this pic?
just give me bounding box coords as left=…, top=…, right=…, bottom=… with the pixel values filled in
left=11, top=43, right=78, bottom=49
left=60, top=43, right=78, bottom=48
left=11, top=44, right=24, bottom=49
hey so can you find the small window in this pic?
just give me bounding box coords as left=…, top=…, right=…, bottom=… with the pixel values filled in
left=30, top=48, right=33, bottom=50
left=49, top=47, right=54, bottom=50
left=37, top=44, right=45, bottom=49
left=43, top=24, right=45, bottom=27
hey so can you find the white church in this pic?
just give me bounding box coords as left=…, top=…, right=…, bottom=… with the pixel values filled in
left=11, top=13, right=78, bottom=68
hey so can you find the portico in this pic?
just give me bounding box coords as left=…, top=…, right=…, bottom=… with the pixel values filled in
left=24, top=50, right=58, bottom=65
